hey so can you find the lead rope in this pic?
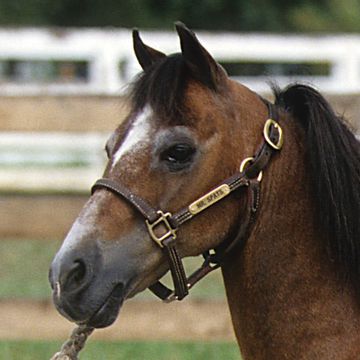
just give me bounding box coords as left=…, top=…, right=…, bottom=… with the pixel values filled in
left=50, top=325, right=94, bottom=360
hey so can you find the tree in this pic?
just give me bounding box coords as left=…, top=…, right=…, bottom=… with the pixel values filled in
left=0, top=0, right=358, bottom=33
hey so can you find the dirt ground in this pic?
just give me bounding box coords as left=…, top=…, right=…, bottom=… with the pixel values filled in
left=0, top=299, right=235, bottom=342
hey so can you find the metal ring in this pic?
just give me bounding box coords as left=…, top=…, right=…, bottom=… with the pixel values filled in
left=263, top=119, right=284, bottom=150
left=239, top=157, right=263, bottom=182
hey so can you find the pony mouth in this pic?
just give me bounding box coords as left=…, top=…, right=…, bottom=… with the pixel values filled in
left=83, top=283, right=125, bottom=328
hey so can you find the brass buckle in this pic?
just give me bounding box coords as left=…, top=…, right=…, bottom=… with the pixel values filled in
left=240, top=157, right=263, bottom=182
left=163, top=284, right=192, bottom=303
left=146, top=210, right=177, bottom=248
left=263, top=119, right=284, bottom=150
left=163, top=291, right=178, bottom=303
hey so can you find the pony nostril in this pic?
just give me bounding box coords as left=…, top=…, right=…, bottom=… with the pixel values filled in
left=60, top=259, right=89, bottom=293
left=48, top=268, right=54, bottom=290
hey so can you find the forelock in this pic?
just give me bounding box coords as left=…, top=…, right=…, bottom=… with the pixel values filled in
left=127, top=53, right=192, bottom=124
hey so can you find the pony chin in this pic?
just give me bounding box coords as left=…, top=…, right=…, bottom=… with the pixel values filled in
left=51, top=276, right=127, bottom=329
left=85, top=283, right=126, bottom=328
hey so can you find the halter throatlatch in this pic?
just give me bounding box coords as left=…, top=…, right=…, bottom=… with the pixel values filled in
left=91, top=102, right=283, bottom=302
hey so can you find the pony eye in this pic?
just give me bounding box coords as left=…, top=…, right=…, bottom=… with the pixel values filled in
left=161, top=143, right=196, bottom=169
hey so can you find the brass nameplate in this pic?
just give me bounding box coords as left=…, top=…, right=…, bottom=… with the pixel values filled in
left=189, top=184, right=231, bottom=215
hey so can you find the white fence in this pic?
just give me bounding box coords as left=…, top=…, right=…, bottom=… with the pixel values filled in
left=0, top=131, right=359, bottom=193
left=1, top=28, right=360, bottom=192
left=0, top=132, right=108, bottom=192
left=1, top=28, right=360, bottom=95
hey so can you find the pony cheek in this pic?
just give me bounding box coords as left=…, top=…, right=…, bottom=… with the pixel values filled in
left=159, top=197, right=231, bottom=256
left=178, top=201, right=242, bottom=257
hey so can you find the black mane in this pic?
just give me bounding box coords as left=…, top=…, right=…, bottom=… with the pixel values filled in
left=275, top=84, right=360, bottom=290
left=128, top=53, right=193, bottom=122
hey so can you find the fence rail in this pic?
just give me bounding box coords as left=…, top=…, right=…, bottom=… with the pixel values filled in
left=0, top=131, right=358, bottom=193
left=1, top=28, right=360, bottom=95
left=0, top=132, right=108, bottom=192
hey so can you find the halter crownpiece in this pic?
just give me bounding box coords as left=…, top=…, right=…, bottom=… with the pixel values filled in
left=91, top=101, right=284, bottom=302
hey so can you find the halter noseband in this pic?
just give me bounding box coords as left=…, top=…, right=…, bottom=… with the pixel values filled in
left=91, top=102, right=283, bottom=302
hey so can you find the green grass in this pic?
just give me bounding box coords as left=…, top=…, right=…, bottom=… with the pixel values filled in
left=0, top=239, right=61, bottom=299
left=0, top=239, right=226, bottom=300
left=0, top=340, right=241, bottom=360
left=0, top=241, right=235, bottom=359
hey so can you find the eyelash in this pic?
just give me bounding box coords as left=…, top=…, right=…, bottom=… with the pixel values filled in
left=160, top=143, right=196, bottom=171
left=105, top=144, right=111, bottom=158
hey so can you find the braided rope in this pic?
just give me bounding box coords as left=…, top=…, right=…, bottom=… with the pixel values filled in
left=50, top=326, right=94, bottom=360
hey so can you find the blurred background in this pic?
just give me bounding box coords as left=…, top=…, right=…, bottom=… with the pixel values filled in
left=0, top=1, right=360, bottom=359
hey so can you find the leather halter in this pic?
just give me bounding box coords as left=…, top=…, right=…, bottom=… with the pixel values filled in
left=91, top=102, right=283, bottom=302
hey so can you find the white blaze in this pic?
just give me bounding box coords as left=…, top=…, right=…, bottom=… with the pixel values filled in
left=57, top=107, right=153, bottom=254
left=112, top=106, right=152, bottom=167
left=54, top=190, right=107, bottom=257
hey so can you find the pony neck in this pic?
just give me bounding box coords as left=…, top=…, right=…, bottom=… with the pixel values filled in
left=221, top=119, right=360, bottom=359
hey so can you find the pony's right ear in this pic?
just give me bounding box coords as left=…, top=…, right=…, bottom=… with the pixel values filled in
left=133, top=29, right=166, bottom=70
left=175, top=22, right=226, bottom=91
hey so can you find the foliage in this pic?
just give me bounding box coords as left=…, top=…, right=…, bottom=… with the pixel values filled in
left=289, top=0, right=360, bottom=32
left=0, top=0, right=358, bottom=32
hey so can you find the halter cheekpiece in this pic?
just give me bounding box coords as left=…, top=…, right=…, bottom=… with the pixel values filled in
left=91, top=101, right=283, bottom=302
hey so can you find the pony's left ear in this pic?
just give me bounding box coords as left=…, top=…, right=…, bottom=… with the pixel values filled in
left=133, top=29, right=166, bottom=70
left=175, top=22, right=226, bottom=90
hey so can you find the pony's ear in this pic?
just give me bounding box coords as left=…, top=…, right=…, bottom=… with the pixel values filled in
left=132, top=29, right=166, bottom=70
left=175, top=22, right=226, bottom=90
